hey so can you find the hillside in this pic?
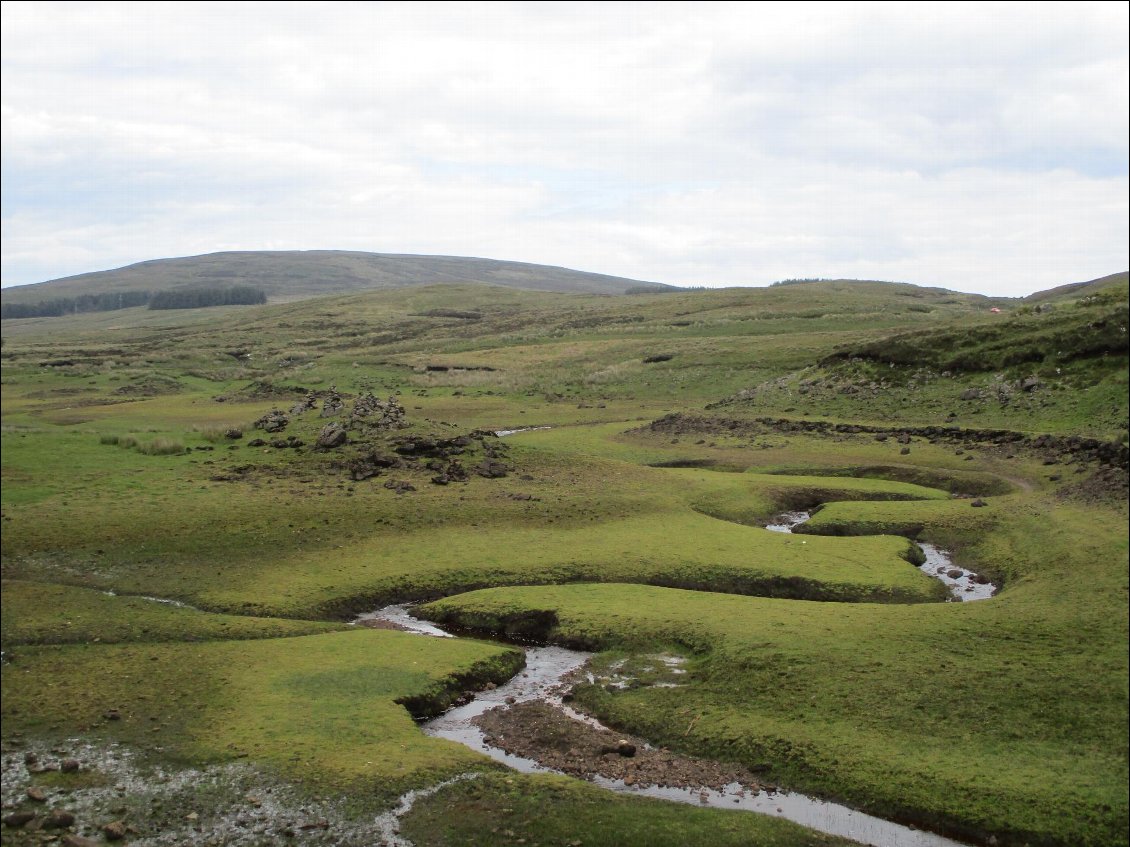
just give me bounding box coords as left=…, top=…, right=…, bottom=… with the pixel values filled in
left=0, top=250, right=672, bottom=306
left=1022, top=270, right=1129, bottom=304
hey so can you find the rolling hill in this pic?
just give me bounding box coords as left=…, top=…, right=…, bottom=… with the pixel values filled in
left=0, top=250, right=673, bottom=306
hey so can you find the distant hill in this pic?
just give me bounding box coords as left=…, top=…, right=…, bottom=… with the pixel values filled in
left=1023, top=271, right=1128, bottom=304
left=0, top=251, right=674, bottom=306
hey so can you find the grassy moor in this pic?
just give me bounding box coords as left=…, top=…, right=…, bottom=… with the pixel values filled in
left=1, top=257, right=1127, bottom=847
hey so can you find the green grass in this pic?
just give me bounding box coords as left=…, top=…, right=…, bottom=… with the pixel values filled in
left=402, top=772, right=857, bottom=847
left=0, top=580, right=345, bottom=645
left=419, top=492, right=1129, bottom=847
left=1, top=629, right=523, bottom=800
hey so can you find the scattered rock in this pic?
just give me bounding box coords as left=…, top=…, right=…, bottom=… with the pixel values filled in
left=26, top=787, right=47, bottom=802
left=60, top=758, right=80, bottom=773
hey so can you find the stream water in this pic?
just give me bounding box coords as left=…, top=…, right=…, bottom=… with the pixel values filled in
left=359, top=605, right=973, bottom=847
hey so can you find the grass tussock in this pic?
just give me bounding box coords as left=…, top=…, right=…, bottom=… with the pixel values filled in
left=99, top=433, right=184, bottom=455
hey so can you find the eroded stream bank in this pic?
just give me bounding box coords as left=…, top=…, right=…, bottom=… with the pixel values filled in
left=360, top=605, right=974, bottom=847
left=765, top=511, right=996, bottom=601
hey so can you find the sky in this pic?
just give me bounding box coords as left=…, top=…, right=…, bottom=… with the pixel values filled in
left=1, top=1, right=1127, bottom=296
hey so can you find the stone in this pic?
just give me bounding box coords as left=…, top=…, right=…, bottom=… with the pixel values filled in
left=43, top=810, right=76, bottom=829
left=26, top=786, right=48, bottom=802
left=61, top=835, right=100, bottom=847
left=101, top=820, right=127, bottom=841
left=316, top=423, right=348, bottom=449
left=476, top=460, right=509, bottom=479
left=3, top=812, right=36, bottom=828
left=60, top=758, right=80, bottom=773
left=617, top=740, right=637, bottom=757
left=970, top=498, right=987, bottom=507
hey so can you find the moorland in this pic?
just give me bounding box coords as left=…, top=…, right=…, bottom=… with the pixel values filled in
left=1, top=256, right=1127, bottom=847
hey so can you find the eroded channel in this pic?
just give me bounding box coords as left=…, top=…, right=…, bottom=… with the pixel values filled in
left=359, top=605, right=974, bottom=847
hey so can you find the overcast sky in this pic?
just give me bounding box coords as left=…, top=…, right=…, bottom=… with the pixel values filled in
left=2, top=1, right=1127, bottom=296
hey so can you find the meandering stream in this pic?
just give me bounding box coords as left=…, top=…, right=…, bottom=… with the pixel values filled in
left=765, top=511, right=996, bottom=602
left=359, top=604, right=974, bottom=847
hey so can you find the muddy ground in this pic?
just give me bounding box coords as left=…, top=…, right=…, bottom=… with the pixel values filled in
left=475, top=700, right=768, bottom=793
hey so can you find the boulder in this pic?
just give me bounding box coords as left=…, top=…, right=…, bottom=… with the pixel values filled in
left=316, top=423, right=348, bottom=449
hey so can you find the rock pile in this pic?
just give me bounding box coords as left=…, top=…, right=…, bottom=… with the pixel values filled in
left=252, top=410, right=288, bottom=433
left=349, top=393, right=407, bottom=430
left=289, top=391, right=318, bottom=415
left=320, top=388, right=345, bottom=418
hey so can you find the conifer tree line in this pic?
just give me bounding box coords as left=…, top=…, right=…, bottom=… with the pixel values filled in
left=1, top=286, right=266, bottom=319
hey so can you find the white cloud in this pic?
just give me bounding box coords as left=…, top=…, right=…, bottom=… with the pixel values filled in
left=1, top=1, right=1126, bottom=296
